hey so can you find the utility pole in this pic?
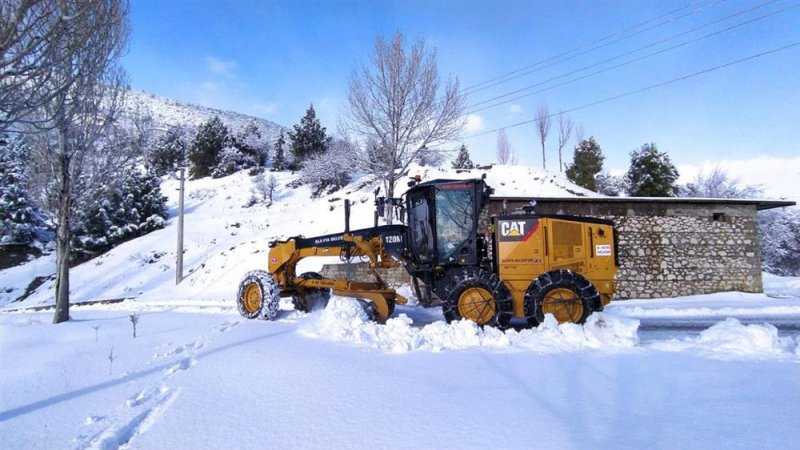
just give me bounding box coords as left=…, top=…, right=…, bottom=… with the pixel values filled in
left=176, top=168, right=185, bottom=285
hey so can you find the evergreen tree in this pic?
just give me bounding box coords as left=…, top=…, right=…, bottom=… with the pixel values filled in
left=211, top=145, right=258, bottom=178
left=272, top=131, right=287, bottom=170
left=0, top=136, right=46, bottom=246
left=187, top=116, right=230, bottom=179
left=287, top=105, right=331, bottom=168
left=147, top=126, right=188, bottom=176
left=625, top=143, right=679, bottom=197
left=565, top=137, right=604, bottom=191
left=73, top=166, right=168, bottom=255
left=415, top=145, right=446, bottom=167
left=451, top=144, right=475, bottom=169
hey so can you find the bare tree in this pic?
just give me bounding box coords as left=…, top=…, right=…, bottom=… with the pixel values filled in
left=0, top=1, right=110, bottom=130
left=496, top=128, right=511, bottom=164
left=556, top=113, right=572, bottom=172
left=681, top=166, right=763, bottom=199
left=345, top=32, right=465, bottom=221
left=575, top=123, right=585, bottom=144
left=535, top=104, right=551, bottom=170
left=21, top=0, right=129, bottom=324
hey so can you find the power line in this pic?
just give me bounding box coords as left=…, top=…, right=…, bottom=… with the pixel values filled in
left=461, top=41, right=800, bottom=140
left=463, top=0, right=720, bottom=95
left=466, top=0, right=795, bottom=113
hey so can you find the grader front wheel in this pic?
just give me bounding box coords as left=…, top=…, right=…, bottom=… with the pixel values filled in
left=237, top=270, right=281, bottom=320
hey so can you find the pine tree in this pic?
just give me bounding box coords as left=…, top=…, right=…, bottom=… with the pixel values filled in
left=272, top=131, right=287, bottom=171
left=73, top=166, right=168, bottom=256
left=451, top=144, right=475, bottom=169
left=625, top=143, right=679, bottom=197
left=287, top=105, right=331, bottom=168
left=565, top=137, right=604, bottom=191
left=0, top=135, right=46, bottom=246
left=147, top=126, right=188, bottom=176
left=187, top=116, right=230, bottom=179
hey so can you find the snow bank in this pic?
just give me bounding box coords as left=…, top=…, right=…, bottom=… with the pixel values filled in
left=651, top=318, right=799, bottom=359
left=300, top=297, right=640, bottom=353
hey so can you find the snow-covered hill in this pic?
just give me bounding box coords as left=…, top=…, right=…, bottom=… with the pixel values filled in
left=122, top=89, right=285, bottom=139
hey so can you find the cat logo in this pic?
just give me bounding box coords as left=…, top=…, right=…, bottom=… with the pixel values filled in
left=497, top=219, right=539, bottom=242
left=501, top=221, right=526, bottom=237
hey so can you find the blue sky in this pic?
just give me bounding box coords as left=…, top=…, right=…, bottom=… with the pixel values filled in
left=123, top=0, right=799, bottom=194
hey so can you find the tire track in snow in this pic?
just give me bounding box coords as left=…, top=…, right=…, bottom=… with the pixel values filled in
left=71, top=319, right=240, bottom=449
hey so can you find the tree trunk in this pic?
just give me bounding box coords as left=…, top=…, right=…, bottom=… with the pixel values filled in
left=53, top=133, right=71, bottom=324
left=542, top=142, right=547, bottom=171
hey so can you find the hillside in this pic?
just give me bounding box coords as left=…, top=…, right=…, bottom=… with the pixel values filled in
left=0, top=164, right=595, bottom=308
left=121, top=89, right=285, bottom=139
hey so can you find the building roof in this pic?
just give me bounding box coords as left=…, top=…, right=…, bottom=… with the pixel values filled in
left=491, top=196, right=796, bottom=211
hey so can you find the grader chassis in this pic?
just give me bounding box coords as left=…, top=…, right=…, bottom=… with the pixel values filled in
left=237, top=178, right=618, bottom=328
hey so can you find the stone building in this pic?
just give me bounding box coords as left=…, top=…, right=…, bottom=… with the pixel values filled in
left=322, top=196, right=794, bottom=300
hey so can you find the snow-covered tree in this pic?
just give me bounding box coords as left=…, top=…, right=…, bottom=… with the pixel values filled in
left=233, top=120, right=268, bottom=166
left=288, top=105, right=330, bottom=169
left=415, top=146, right=446, bottom=167
left=211, top=145, right=257, bottom=178
left=188, top=115, right=230, bottom=179
left=680, top=167, right=762, bottom=199
left=595, top=172, right=626, bottom=197
left=301, top=139, right=357, bottom=195
left=272, top=131, right=287, bottom=171
left=625, top=143, right=679, bottom=197
left=0, top=135, right=46, bottom=246
left=759, top=207, right=800, bottom=276
left=452, top=144, right=475, bottom=169
left=147, top=126, right=188, bottom=177
left=251, top=173, right=279, bottom=206
left=72, top=166, right=167, bottom=256
left=565, top=137, right=604, bottom=192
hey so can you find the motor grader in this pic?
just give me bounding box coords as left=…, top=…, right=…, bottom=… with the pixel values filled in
left=237, top=177, right=618, bottom=328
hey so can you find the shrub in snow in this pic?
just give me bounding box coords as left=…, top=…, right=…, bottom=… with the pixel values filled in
left=595, top=171, right=626, bottom=197
left=0, top=135, right=47, bottom=246
left=211, top=146, right=257, bottom=178
left=624, top=143, right=679, bottom=197
left=249, top=173, right=279, bottom=206
left=73, top=166, right=168, bottom=256
left=301, top=139, right=356, bottom=196
left=759, top=207, right=800, bottom=276
left=147, top=126, right=188, bottom=177
left=188, top=115, right=230, bottom=179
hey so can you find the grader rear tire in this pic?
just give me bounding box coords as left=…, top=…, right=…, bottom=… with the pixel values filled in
left=524, top=270, right=602, bottom=325
left=237, top=270, right=281, bottom=320
left=443, top=269, right=513, bottom=329
left=292, top=272, right=331, bottom=312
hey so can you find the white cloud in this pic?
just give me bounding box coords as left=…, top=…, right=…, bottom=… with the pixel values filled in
left=206, top=56, right=237, bottom=76
left=509, top=104, right=524, bottom=115
left=464, top=114, right=484, bottom=132
left=677, top=156, right=800, bottom=199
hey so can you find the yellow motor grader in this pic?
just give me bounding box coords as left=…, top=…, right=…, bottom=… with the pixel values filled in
left=237, top=178, right=617, bottom=328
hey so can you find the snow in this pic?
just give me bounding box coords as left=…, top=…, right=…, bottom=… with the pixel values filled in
left=2, top=166, right=800, bottom=448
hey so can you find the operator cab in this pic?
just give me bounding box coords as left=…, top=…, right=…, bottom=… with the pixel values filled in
left=404, top=179, right=492, bottom=268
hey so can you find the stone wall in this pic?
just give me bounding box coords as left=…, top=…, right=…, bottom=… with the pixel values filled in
left=320, top=199, right=765, bottom=300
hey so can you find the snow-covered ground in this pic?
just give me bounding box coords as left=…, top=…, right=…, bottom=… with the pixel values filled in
left=1, top=285, right=799, bottom=449
left=2, top=167, right=799, bottom=448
